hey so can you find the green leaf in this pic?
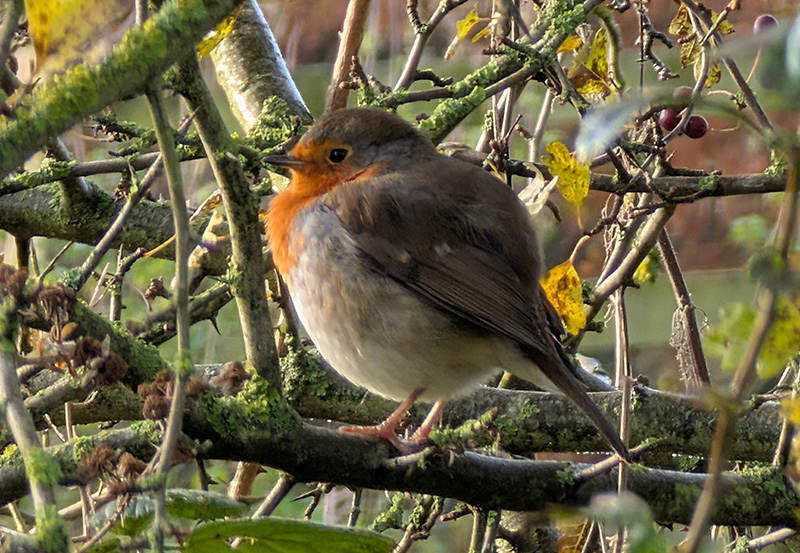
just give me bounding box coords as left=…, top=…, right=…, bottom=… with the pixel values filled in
left=705, top=298, right=800, bottom=378
left=587, top=493, right=668, bottom=553
left=184, top=518, right=395, bottom=553
left=704, top=303, right=755, bottom=371
left=729, top=215, right=769, bottom=250
left=82, top=537, right=122, bottom=553
left=166, top=489, right=249, bottom=520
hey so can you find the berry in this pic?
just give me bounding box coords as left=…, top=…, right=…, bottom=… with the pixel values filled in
left=685, top=115, right=708, bottom=139
left=754, top=14, right=778, bottom=34
left=659, top=108, right=680, bottom=131
left=673, top=86, right=693, bottom=102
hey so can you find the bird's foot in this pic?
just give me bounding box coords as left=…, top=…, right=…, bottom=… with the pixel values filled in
left=339, top=422, right=417, bottom=455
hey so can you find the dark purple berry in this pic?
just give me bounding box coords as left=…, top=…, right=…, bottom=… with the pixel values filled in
left=673, top=86, right=693, bottom=99
left=673, top=86, right=693, bottom=103
left=659, top=108, right=680, bottom=131
left=754, top=14, right=778, bottom=34
left=685, top=115, right=708, bottom=139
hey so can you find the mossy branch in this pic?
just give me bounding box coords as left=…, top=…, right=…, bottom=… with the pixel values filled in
left=3, top=408, right=792, bottom=527
left=0, top=0, right=244, bottom=179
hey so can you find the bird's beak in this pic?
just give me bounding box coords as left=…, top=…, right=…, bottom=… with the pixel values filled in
left=263, top=152, right=306, bottom=168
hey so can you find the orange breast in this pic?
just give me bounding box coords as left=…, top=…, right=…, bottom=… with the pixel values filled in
left=266, top=190, right=316, bottom=278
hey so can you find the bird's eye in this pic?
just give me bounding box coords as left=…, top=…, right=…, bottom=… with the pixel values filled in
left=329, top=148, right=348, bottom=163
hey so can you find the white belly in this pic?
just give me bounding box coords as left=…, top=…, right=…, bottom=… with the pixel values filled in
left=285, top=204, right=543, bottom=402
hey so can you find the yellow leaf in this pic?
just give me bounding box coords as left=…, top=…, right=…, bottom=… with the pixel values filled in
left=717, top=18, right=734, bottom=35
left=456, top=8, right=482, bottom=40
left=633, top=260, right=653, bottom=285
left=472, top=26, right=493, bottom=42
left=668, top=5, right=692, bottom=36
left=543, top=141, right=590, bottom=211
left=568, top=29, right=610, bottom=102
left=759, top=297, right=800, bottom=378
left=576, top=76, right=610, bottom=102
left=541, top=260, right=586, bottom=335
left=679, top=39, right=700, bottom=69
left=703, top=63, right=722, bottom=88
left=633, top=248, right=660, bottom=285
left=24, top=0, right=134, bottom=75
left=197, top=3, right=244, bottom=58
left=446, top=7, right=488, bottom=58
left=558, top=36, right=582, bottom=53
left=584, top=29, right=608, bottom=78
left=782, top=398, right=800, bottom=425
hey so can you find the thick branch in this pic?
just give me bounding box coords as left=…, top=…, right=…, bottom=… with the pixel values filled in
left=0, top=0, right=243, bottom=178
left=0, top=184, right=218, bottom=263
left=186, top=413, right=800, bottom=527
left=591, top=173, right=786, bottom=198
left=176, top=56, right=280, bottom=387
left=0, top=421, right=796, bottom=527
left=210, top=0, right=311, bottom=131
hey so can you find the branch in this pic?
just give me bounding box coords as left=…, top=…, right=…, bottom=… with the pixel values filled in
left=186, top=411, right=800, bottom=527
left=0, top=0, right=244, bottom=178
left=0, top=184, right=220, bottom=263
left=175, top=56, right=280, bottom=387
left=590, top=173, right=786, bottom=198
left=210, top=0, right=311, bottom=131
left=0, top=417, right=796, bottom=527
left=283, top=355, right=782, bottom=462
left=326, top=0, right=371, bottom=111
left=14, top=351, right=786, bottom=464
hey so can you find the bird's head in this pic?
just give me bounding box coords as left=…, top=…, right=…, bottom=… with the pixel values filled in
left=264, top=108, right=433, bottom=197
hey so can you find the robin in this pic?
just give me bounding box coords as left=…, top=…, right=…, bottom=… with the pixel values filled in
left=265, top=108, right=628, bottom=459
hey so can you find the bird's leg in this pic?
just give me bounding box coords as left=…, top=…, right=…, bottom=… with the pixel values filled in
left=339, top=388, right=425, bottom=453
left=408, top=399, right=446, bottom=446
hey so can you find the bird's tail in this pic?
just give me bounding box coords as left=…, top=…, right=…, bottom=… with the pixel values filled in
left=535, top=345, right=630, bottom=461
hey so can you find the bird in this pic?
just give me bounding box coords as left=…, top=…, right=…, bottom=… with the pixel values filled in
left=265, top=107, right=628, bottom=459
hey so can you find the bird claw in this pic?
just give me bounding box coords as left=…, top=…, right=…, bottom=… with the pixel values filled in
left=339, top=423, right=431, bottom=455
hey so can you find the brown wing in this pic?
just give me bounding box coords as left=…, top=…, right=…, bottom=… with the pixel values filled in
left=324, top=159, right=630, bottom=459
left=350, top=230, right=557, bottom=360
left=323, top=157, right=556, bottom=359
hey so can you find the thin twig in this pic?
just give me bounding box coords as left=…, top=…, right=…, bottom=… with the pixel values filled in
left=529, top=88, right=554, bottom=163
left=393, top=495, right=435, bottom=553
left=145, top=84, right=193, bottom=553
left=589, top=204, right=676, bottom=323
left=252, top=474, right=295, bottom=518
left=482, top=509, right=500, bottom=553
left=176, top=56, right=279, bottom=384
left=347, top=489, right=362, bottom=527
left=46, top=138, right=95, bottom=215
left=109, top=247, right=146, bottom=321
left=470, top=508, right=489, bottom=553
left=0, top=342, right=62, bottom=546
left=680, top=0, right=773, bottom=132
left=658, top=229, right=710, bottom=389
left=326, top=0, right=372, bottom=112
left=772, top=366, right=797, bottom=468
left=230, top=473, right=295, bottom=549
left=394, top=0, right=470, bottom=89
left=682, top=149, right=799, bottom=553
left=0, top=0, right=22, bottom=95
left=729, top=527, right=797, bottom=552
left=612, top=289, right=630, bottom=553
left=73, top=115, right=194, bottom=292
